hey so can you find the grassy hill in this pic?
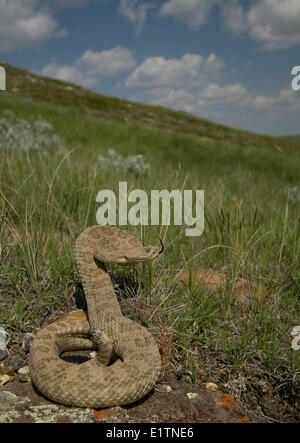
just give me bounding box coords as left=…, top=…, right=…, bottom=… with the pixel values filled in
left=2, top=62, right=300, bottom=147
left=0, top=63, right=299, bottom=422
left=284, top=134, right=300, bottom=141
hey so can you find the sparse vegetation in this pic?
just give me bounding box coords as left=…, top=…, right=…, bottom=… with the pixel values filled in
left=98, top=149, right=151, bottom=177
left=0, top=109, right=61, bottom=153
left=0, top=64, right=299, bottom=422
left=284, top=185, right=300, bottom=206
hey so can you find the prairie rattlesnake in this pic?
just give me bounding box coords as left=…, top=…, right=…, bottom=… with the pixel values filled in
left=29, top=226, right=162, bottom=408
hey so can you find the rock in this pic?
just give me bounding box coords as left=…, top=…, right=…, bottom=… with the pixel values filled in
left=186, top=392, right=199, bottom=400
left=22, top=334, right=35, bottom=353
left=0, top=350, right=9, bottom=362
left=0, top=375, right=10, bottom=386
left=205, top=382, right=218, bottom=391
left=18, top=377, right=29, bottom=384
left=0, top=383, right=95, bottom=423
left=0, top=327, right=10, bottom=362
left=155, top=384, right=172, bottom=393
left=1, top=367, right=14, bottom=377
left=18, top=366, right=29, bottom=376
left=174, top=269, right=267, bottom=304
left=8, top=360, right=25, bottom=372
left=0, top=376, right=263, bottom=423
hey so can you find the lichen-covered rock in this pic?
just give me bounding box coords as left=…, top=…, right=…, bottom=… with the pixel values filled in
left=0, top=377, right=263, bottom=423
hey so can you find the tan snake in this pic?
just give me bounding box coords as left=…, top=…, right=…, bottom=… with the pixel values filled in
left=29, top=226, right=162, bottom=408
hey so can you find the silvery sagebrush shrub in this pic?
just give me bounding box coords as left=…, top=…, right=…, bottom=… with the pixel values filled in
left=98, top=148, right=151, bottom=177
left=283, top=186, right=300, bottom=206
left=0, top=110, right=62, bottom=153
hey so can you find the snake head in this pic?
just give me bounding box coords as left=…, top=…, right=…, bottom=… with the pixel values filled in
left=91, top=226, right=164, bottom=265
left=124, top=240, right=164, bottom=264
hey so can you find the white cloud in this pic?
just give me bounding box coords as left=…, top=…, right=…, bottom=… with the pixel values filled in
left=0, top=0, right=105, bottom=53
left=203, top=53, right=224, bottom=75
left=246, top=0, right=300, bottom=50
left=130, top=87, right=196, bottom=112
left=159, top=0, right=300, bottom=50
left=118, top=0, right=154, bottom=35
left=220, top=0, right=300, bottom=50
left=41, top=62, right=91, bottom=86
left=252, top=88, right=300, bottom=111
left=76, top=47, right=136, bottom=76
left=48, top=0, right=100, bottom=10
left=201, top=83, right=251, bottom=105
left=0, top=0, right=67, bottom=53
left=126, top=51, right=300, bottom=135
left=125, top=53, right=224, bottom=88
left=125, top=51, right=253, bottom=122
left=219, top=0, right=245, bottom=35
left=124, top=51, right=254, bottom=128
left=128, top=81, right=254, bottom=127
left=159, top=0, right=219, bottom=31
left=252, top=95, right=275, bottom=110
left=41, top=47, right=136, bottom=87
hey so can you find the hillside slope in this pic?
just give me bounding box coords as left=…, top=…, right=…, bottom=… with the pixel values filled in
left=1, top=62, right=300, bottom=152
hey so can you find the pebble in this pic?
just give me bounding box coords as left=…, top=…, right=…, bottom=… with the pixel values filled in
left=2, top=367, right=14, bottom=377
left=8, top=360, right=25, bottom=372
left=18, top=366, right=30, bottom=375
left=205, top=382, right=218, bottom=391
left=186, top=392, right=199, bottom=400
left=156, top=384, right=172, bottom=393
left=22, top=333, right=35, bottom=353
left=89, top=351, right=97, bottom=358
left=18, top=376, right=29, bottom=383
left=0, top=374, right=10, bottom=386
left=0, top=350, right=9, bottom=361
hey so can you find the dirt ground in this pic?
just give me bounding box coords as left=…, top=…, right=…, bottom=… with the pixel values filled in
left=0, top=341, right=298, bottom=423
left=0, top=350, right=259, bottom=424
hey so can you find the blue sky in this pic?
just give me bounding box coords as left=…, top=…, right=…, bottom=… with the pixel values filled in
left=0, top=0, right=300, bottom=135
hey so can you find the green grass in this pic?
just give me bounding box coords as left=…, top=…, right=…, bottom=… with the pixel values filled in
left=0, top=64, right=299, bottom=421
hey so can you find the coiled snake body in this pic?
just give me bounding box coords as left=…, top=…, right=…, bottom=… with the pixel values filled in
left=29, top=226, right=162, bottom=408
